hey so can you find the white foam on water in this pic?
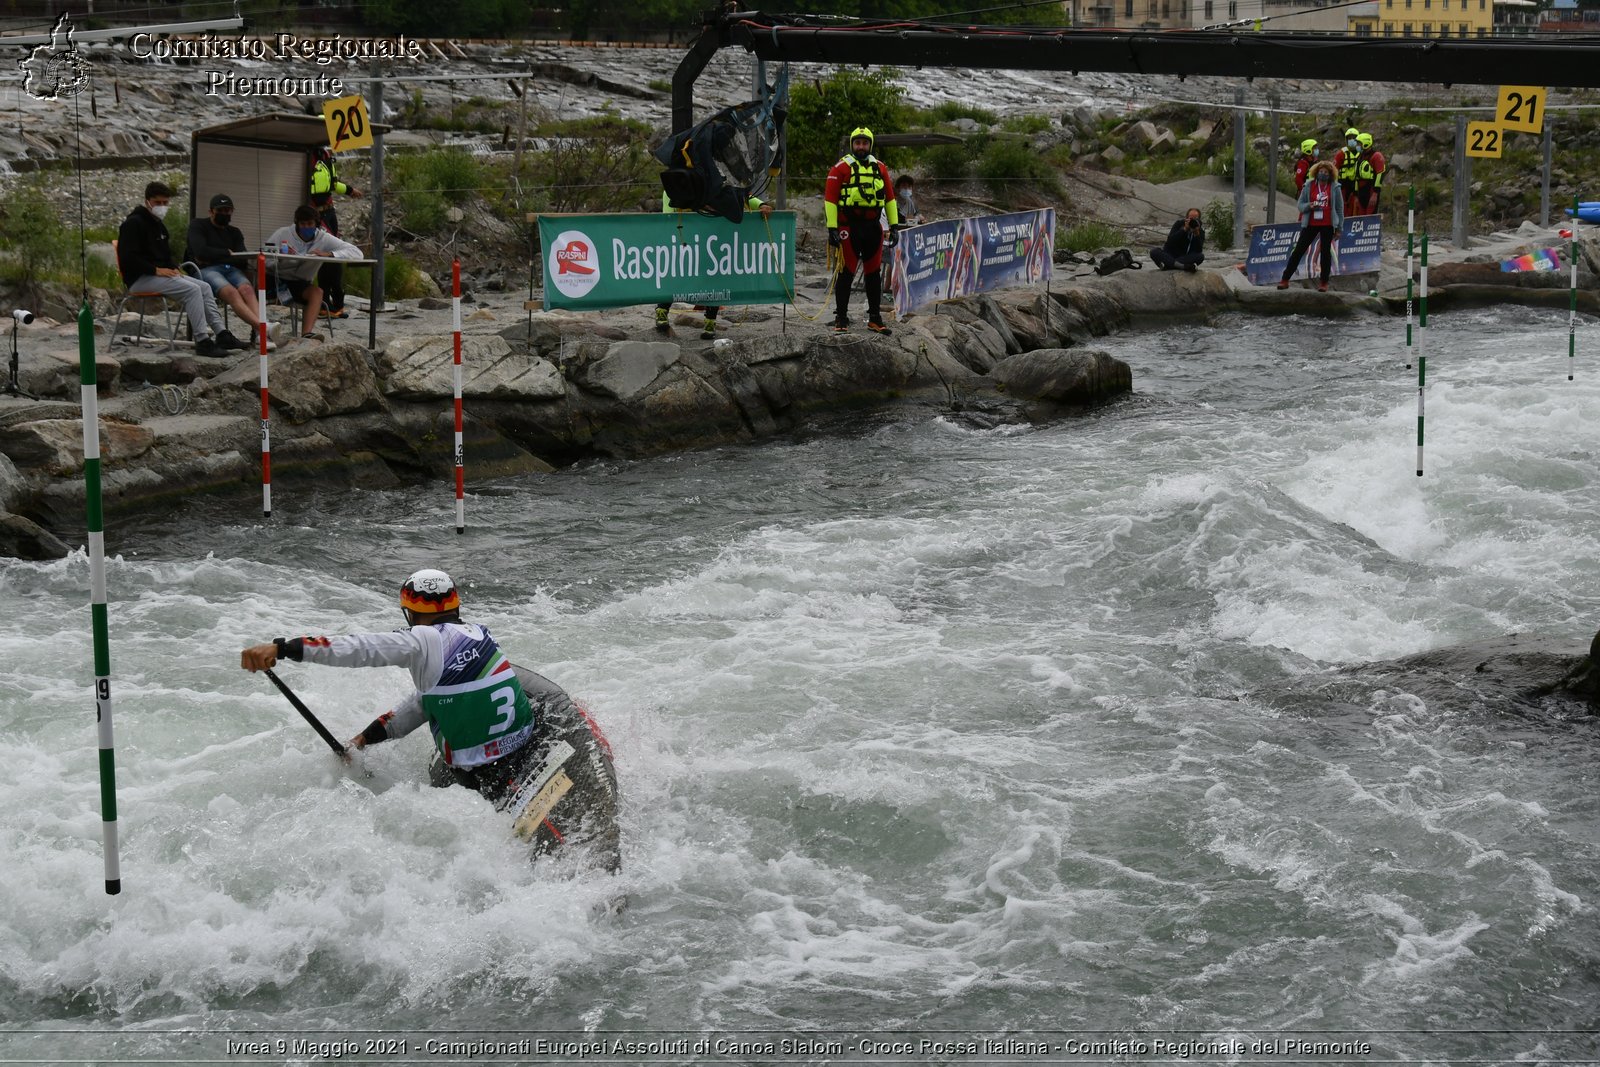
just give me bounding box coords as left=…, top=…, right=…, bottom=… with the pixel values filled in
left=2, top=311, right=1597, bottom=1050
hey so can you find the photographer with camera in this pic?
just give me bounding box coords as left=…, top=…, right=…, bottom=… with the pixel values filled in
left=1149, top=208, right=1206, bottom=273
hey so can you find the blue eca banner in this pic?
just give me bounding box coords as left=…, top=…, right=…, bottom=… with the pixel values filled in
left=539, top=211, right=796, bottom=310
left=1245, top=216, right=1383, bottom=285
left=887, top=209, right=1054, bottom=317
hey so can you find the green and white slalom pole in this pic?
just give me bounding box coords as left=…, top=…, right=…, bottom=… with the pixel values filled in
left=78, top=301, right=121, bottom=895
left=1405, top=187, right=1415, bottom=369
left=1416, top=234, right=1429, bottom=478
left=1569, top=196, right=1579, bottom=382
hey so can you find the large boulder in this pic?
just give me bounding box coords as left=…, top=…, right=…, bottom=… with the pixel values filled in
left=19, top=347, right=121, bottom=399
left=116, top=350, right=200, bottom=386
left=571, top=340, right=682, bottom=402
left=380, top=335, right=564, bottom=403
left=1265, top=631, right=1600, bottom=718
left=0, top=452, right=24, bottom=512
left=922, top=311, right=1007, bottom=373
left=0, top=417, right=154, bottom=476
left=1079, top=266, right=1234, bottom=319
left=208, top=342, right=386, bottom=424
left=515, top=313, right=630, bottom=361
left=989, top=348, right=1132, bottom=417
left=0, top=512, right=69, bottom=560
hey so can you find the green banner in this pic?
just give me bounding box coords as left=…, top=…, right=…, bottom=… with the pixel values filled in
left=540, top=211, right=795, bottom=310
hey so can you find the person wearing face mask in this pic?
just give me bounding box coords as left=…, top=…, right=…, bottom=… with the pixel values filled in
left=262, top=205, right=364, bottom=343
left=1277, top=160, right=1344, bottom=293
left=1350, top=132, right=1386, bottom=217
left=116, top=181, right=239, bottom=358
left=309, top=146, right=362, bottom=318
left=1293, top=139, right=1318, bottom=194
left=184, top=193, right=262, bottom=345
left=823, top=126, right=901, bottom=334
left=1335, top=127, right=1363, bottom=216
left=1150, top=207, right=1206, bottom=272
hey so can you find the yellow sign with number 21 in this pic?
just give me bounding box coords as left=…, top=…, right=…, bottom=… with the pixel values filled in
left=1496, top=85, right=1545, bottom=134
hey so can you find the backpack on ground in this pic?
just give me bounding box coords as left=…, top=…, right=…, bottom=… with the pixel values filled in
left=1094, top=248, right=1141, bottom=276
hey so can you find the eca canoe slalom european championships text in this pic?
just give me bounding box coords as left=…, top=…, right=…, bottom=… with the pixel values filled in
left=217, top=1032, right=1380, bottom=1062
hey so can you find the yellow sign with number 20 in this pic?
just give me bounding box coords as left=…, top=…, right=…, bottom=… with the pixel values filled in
left=322, top=95, right=374, bottom=152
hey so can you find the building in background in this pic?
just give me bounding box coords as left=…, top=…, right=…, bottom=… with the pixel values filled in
left=1345, top=0, right=1495, bottom=37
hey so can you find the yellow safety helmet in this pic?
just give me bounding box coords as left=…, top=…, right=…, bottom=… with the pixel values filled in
left=849, top=126, right=875, bottom=147
left=1357, top=132, right=1374, bottom=149
left=1300, top=138, right=1318, bottom=154
left=1344, top=127, right=1361, bottom=139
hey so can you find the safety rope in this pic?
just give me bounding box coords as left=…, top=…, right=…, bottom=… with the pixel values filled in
left=139, top=380, right=189, bottom=415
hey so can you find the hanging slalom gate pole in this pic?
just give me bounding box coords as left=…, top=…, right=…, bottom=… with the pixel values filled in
left=1416, top=233, right=1429, bottom=478
left=452, top=259, right=464, bottom=534
left=1569, top=196, right=1578, bottom=382
left=258, top=254, right=272, bottom=517
left=78, top=301, right=121, bottom=895
left=1405, top=187, right=1415, bottom=369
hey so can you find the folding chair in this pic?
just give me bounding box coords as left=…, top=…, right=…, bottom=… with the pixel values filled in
left=107, top=239, right=190, bottom=349
left=268, top=277, right=334, bottom=340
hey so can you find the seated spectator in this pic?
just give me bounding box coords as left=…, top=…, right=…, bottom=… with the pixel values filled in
left=262, top=205, right=364, bottom=343
left=894, top=174, right=924, bottom=227
left=1150, top=208, right=1206, bottom=272
left=185, top=193, right=263, bottom=340
left=117, top=180, right=242, bottom=357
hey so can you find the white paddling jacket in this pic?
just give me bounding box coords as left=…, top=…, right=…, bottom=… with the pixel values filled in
left=291, top=622, right=535, bottom=768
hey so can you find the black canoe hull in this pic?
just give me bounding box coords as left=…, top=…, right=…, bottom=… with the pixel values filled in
left=429, top=666, right=621, bottom=872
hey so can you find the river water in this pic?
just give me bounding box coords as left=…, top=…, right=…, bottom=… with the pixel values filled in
left=2, top=306, right=1597, bottom=1065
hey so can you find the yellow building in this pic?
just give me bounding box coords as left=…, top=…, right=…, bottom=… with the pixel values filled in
left=1347, top=0, right=1497, bottom=38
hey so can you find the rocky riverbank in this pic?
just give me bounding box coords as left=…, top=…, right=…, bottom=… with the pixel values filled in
left=1, top=214, right=1597, bottom=560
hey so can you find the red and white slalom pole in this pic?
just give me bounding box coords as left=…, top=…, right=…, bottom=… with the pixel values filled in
left=258, top=253, right=271, bottom=517
left=452, top=258, right=464, bottom=534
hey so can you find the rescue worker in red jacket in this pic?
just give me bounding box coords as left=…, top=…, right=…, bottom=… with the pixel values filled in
left=1293, top=139, right=1318, bottom=194
left=824, top=127, right=901, bottom=334
left=1350, top=132, right=1386, bottom=217
left=1334, top=127, right=1362, bottom=218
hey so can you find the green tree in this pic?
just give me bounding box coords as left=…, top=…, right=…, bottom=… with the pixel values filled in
left=785, top=69, right=912, bottom=193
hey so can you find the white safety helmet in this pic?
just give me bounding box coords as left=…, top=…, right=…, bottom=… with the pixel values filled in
left=400, top=568, right=460, bottom=623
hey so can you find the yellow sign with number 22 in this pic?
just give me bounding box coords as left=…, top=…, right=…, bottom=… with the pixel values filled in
left=1465, top=121, right=1503, bottom=159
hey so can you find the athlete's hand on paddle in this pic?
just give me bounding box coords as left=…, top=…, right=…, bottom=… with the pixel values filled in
left=240, top=643, right=279, bottom=672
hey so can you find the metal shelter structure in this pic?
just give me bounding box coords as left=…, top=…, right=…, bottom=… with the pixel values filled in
left=190, top=113, right=391, bottom=348
left=672, top=13, right=1600, bottom=132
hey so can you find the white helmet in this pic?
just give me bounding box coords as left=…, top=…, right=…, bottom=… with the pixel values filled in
left=400, top=569, right=460, bottom=621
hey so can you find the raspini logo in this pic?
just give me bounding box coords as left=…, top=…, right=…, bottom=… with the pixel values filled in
left=548, top=230, right=602, bottom=299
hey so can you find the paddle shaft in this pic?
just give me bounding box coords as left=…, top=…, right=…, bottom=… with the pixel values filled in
left=263, top=668, right=348, bottom=759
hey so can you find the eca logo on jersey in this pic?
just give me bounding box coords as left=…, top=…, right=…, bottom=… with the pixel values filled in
left=548, top=231, right=601, bottom=299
